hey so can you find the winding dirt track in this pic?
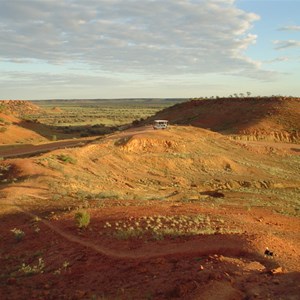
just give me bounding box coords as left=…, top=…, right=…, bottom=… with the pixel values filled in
left=0, top=126, right=152, bottom=159
left=13, top=203, right=278, bottom=273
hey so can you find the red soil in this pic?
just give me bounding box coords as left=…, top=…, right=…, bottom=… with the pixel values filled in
left=148, top=97, right=300, bottom=142
left=0, top=125, right=299, bottom=299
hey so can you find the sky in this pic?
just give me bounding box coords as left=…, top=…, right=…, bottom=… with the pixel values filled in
left=0, top=0, right=299, bottom=100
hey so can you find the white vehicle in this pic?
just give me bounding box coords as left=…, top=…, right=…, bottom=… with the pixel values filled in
left=153, top=120, right=168, bottom=130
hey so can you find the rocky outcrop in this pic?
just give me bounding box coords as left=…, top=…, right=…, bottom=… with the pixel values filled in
left=231, top=130, right=300, bottom=143
left=0, top=100, right=42, bottom=117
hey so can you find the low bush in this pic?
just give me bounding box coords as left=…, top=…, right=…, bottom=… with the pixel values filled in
left=11, top=228, right=25, bottom=242
left=57, top=154, right=77, bottom=164
left=96, top=191, right=120, bottom=199
left=74, top=210, right=90, bottom=229
left=20, top=258, right=45, bottom=275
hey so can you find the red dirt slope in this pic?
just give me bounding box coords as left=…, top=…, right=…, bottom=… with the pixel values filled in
left=0, top=101, right=48, bottom=144
left=147, top=97, right=300, bottom=142
left=0, top=125, right=300, bottom=299
left=0, top=113, right=47, bottom=145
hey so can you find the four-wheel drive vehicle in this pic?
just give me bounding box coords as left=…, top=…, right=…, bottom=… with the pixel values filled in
left=153, top=120, right=168, bottom=129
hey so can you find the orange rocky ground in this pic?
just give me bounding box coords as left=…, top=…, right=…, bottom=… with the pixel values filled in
left=0, top=125, right=299, bottom=299
left=0, top=100, right=48, bottom=145
left=0, top=112, right=47, bottom=145
left=0, top=100, right=43, bottom=116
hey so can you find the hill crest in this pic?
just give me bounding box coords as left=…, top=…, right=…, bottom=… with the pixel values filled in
left=0, top=100, right=43, bottom=117
left=146, top=96, right=300, bottom=142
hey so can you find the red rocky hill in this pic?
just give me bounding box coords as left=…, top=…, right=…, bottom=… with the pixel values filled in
left=147, top=97, right=300, bottom=142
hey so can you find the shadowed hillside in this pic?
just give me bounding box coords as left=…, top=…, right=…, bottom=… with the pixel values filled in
left=0, top=101, right=52, bottom=144
left=146, top=97, right=300, bottom=142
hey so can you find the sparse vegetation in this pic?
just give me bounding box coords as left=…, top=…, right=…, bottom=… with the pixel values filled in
left=57, top=154, right=77, bottom=164
left=53, top=261, right=70, bottom=275
left=96, top=191, right=121, bottom=199
left=75, top=210, right=90, bottom=229
left=19, top=258, right=45, bottom=275
left=103, top=215, right=240, bottom=240
left=0, top=127, right=8, bottom=133
left=48, top=161, right=64, bottom=171
left=28, top=98, right=185, bottom=129
left=0, top=97, right=300, bottom=299
left=10, top=228, right=25, bottom=242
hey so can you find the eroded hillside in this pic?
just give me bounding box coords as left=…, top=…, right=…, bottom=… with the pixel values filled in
left=146, top=97, right=300, bottom=143
left=0, top=100, right=47, bottom=144
left=0, top=100, right=43, bottom=116
left=2, top=126, right=300, bottom=204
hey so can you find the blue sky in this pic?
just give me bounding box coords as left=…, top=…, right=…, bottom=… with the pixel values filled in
left=0, top=0, right=299, bottom=100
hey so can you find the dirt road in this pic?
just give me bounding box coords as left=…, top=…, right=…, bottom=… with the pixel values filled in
left=0, top=137, right=96, bottom=159
left=1, top=126, right=300, bottom=159
left=0, top=126, right=152, bottom=159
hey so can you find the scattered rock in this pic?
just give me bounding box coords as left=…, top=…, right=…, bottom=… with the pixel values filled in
left=264, top=247, right=275, bottom=258
left=269, top=267, right=283, bottom=275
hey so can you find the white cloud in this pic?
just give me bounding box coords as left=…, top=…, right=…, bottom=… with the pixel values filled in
left=264, top=56, right=289, bottom=64
left=273, top=40, right=300, bottom=50
left=0, top=70, right=131, bottom=99
left=278, top=25, right=300, bottom=31
left=0, top=0, right=267, bottom=79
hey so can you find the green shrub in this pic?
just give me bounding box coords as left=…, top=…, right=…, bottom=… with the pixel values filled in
left=75, top=211, right=90, bottom=229
left=57, top=154, right=77, bottom=164
left=0, top=118, right=11, bottom=125
left=0, top=127, right=8, bottom=133
left=11, top=228, right=25, bottom=242
left=96, top=191, right=120, bottom=199
left=75, top=190, right=93, bottom=201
